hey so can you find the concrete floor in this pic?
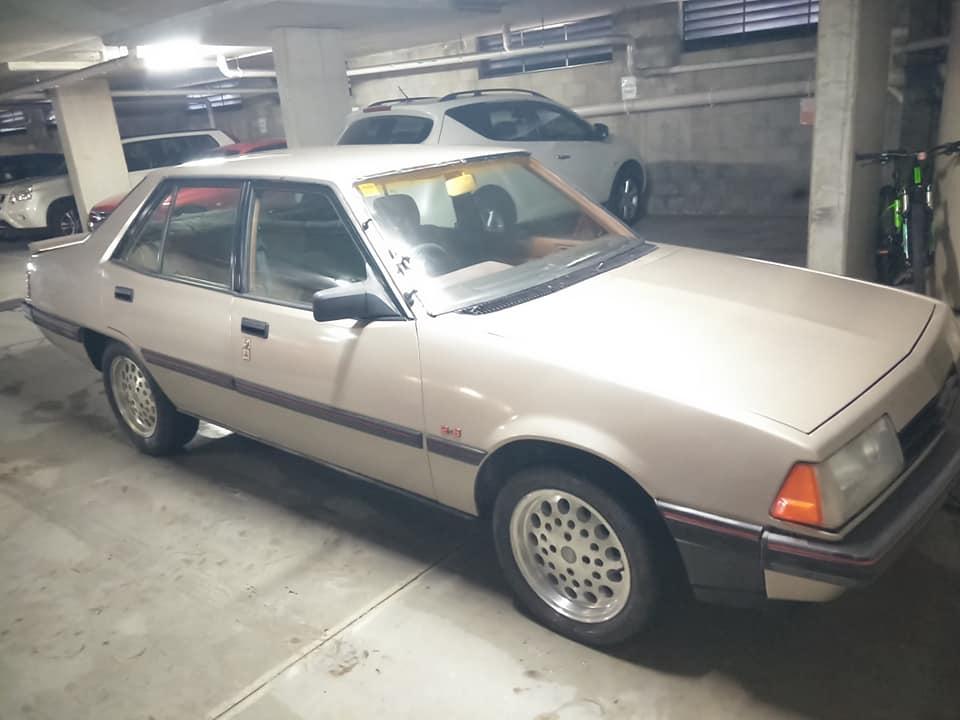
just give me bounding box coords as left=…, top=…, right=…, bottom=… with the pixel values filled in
left=2, top=219, right=960, bottom=720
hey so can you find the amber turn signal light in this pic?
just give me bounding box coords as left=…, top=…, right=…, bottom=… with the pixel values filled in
left=771, top=463, right=823, bottom=526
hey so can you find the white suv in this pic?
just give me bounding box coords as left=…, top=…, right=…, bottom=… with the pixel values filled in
left=338, top=90, right=647, bottom=225
left=0, top=129, right=233, bottom=238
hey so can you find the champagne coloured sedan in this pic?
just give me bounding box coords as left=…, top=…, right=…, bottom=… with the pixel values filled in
left=23, top=146, right=960, bottom=646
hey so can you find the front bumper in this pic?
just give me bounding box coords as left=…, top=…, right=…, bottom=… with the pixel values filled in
left=660, top=402, right=960, bottom=605
left=762, top=419, right=960, bottom=589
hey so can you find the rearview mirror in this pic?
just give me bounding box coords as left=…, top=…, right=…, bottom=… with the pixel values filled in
left=312, top=283, right=401, bottom=323
left=592, top=123, right=609, bottom=141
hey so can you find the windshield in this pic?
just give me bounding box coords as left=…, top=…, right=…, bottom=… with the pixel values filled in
left=0, top=154, right=66, bottom=184
left=356, top=156, right=647, bottom=314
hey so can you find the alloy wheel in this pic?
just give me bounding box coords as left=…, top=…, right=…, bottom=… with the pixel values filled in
left=618, top=178, right=640, bottom=224
left=110, top=356, right=158, bottom=438
left=59, top=209, right=82, bottom=235
left=509, top=488, right=631, bottom=623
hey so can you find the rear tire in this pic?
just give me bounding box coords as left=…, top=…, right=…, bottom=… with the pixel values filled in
left=46, top=197, right=82, bottom=237
left=608, top=164, right=647, bottom=226
left=101, top=342, right=198, bottom=456
left=908, top=187, right=929, bottom=295
left=492, top=465, right=658, bottom=646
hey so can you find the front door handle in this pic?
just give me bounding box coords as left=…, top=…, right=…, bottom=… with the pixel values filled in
left=114, top=286, right=134, bottom=302
left=556, top=154, right=572, bottom=160
left=241, top=317, right=269, bottom=339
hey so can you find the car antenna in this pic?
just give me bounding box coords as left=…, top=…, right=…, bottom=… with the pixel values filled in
left=398, top=86, right=409, bottom=100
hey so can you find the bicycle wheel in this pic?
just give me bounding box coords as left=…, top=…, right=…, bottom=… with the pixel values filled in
left=908, top=186, right=929, bottom=294
left=876, top=185, right=899, bottom=284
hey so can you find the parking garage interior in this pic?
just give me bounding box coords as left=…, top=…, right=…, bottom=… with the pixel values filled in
left=1, top=0, right=960, bottom=718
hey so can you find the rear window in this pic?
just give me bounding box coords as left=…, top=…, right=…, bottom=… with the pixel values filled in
left=339, top=115, right=433, bottom=145
left=123, top=134, right=221, bottom=172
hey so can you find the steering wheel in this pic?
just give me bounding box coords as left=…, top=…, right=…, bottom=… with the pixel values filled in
left=410, top=242, right=453, bottom=276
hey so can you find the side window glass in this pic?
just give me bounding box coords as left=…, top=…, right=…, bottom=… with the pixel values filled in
left=161, top=185, right=242, bottom=287
left=447, top=102, right=541, bottom=142
left=116, top=189, right=175, bottom=272
left=533, top=104, right=592, bottom=141
left=249, top=187, right=367, bottom=305
left=123, top=141, right=152, bottom=172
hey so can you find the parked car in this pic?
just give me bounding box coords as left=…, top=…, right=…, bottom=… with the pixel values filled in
left=0, top=130, right=233, bottom=238
left=23, top=146, right=960, bottom=646
left=338, top=89, right=648, bottom=225
left=88, top=137, right=286, bottom=230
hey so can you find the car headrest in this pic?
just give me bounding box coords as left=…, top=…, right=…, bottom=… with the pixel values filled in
left=490, top=121, right=518, bottom=140
left=373, top=194, right=421, bottom=233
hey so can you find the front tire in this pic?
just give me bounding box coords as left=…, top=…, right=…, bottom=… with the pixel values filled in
left=101, top=343, right=198, bottom=455
left=492, top=465, right=658, bottom=646
left=46, top=197, right=82, bottom=237
left=608, top=164, right=647, bottom=226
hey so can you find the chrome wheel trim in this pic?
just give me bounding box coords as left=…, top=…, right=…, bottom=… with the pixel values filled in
left=59, top=208, right=81, bottom=235
left=618, top=178, right=640, bottom=223
left=509, top=488, right=631, bottom=624
left=110, top=356, right=158, bottom=438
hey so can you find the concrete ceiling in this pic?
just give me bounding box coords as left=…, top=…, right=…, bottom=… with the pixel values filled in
left=0, top=0, right=669, bottom=97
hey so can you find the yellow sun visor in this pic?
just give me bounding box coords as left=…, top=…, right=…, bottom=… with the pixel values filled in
left=445, top=173, right=477, bottom=197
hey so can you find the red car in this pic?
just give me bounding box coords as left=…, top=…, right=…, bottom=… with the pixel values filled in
left=88, top=138, right=286, bottom=229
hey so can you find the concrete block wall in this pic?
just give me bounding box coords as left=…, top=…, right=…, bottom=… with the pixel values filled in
left=349, top=4, right=816, bottom=217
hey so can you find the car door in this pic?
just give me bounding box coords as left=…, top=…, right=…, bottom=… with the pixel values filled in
left=528, top=102, right=612, bottom=201
left=102, top=178, right=245, bottom=425
left=226, top=181, right=434, bottom=499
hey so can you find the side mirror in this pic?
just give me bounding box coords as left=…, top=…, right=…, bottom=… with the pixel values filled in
left=592, top=123, right=609, bottom=141
left=312, top=283, right=401, bottom=323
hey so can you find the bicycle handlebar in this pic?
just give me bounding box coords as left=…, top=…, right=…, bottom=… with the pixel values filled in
left=856, top=140, right=960, bottom=164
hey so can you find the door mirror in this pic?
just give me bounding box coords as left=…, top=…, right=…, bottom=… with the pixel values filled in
left=592, top=123, right=610, bottom=141
left=312, top=283, right=401, bottom=323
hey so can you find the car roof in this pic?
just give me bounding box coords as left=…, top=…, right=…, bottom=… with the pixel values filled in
left=347, top=91, right=563, bottom=120
left=120, top=129, right=228, bottom=143
left=173, top=145, right=526, bottom=185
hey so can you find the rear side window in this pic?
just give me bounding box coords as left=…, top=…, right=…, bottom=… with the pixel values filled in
left=116, top=181, right=242, bottom=288
left=446, top=101, right=593, bottom=142
left=339, top=115, right=433, bottom=145
left=123, top=135, right=221, bottom=171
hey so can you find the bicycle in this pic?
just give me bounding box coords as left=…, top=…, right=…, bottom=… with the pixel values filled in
left=856, top=140, right=960, bottom=295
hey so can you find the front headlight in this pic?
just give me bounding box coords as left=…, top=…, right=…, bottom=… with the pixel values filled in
left=772, top=416, right=904, bottom=530
left=10, top=186, right=33, bottom=203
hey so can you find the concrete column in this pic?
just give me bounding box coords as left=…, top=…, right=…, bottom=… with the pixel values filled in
left=51, top=77, right=128, bottom=232
left=271, top=27, right=351, bottom=148
left=932, top=0, right=960, bottom=308
left=807, top=0, right=895, bottom=279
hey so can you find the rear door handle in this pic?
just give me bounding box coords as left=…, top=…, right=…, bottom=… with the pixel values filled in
left=241, top=317, right=269, bottom=339
left=114, top=286, right=134, bottom=302
left=556, top=154, right=572, bottom=160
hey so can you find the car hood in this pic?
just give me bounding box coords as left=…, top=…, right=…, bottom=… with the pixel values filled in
left=466, top=245, right=934, bottom=433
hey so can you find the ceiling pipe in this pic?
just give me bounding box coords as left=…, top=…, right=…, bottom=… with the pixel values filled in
left=216, top=54, right=277, bottom=79
left=0, top=54, right=135, bottom=102
left=642, top=51, right=815, bottom=76
left=574, top=81, right=813, bottom=118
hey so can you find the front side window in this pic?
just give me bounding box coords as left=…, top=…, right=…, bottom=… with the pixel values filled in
left=339, top=115, right=434, bottom=145
left=446, top=101, right=592, bottom=142
left=357, top=155, right=648, bottom=314
left=116, top=181, right=242, bottom=287
left=248, top=185, right=367, bottom=305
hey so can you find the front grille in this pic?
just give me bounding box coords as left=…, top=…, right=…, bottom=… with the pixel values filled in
left=899, top=369, right=958, bottom=467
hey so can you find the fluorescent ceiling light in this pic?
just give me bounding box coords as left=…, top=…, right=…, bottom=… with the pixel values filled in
left=137, top=40, right=209, bottom=71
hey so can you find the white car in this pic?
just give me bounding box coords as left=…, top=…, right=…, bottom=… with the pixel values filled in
left=0, top=129, right=233, bottom=238
left=339, top=90, right=647, bottom=225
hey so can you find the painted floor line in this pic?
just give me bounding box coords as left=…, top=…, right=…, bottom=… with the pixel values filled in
left=209, top=541, right=468, bottom=720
